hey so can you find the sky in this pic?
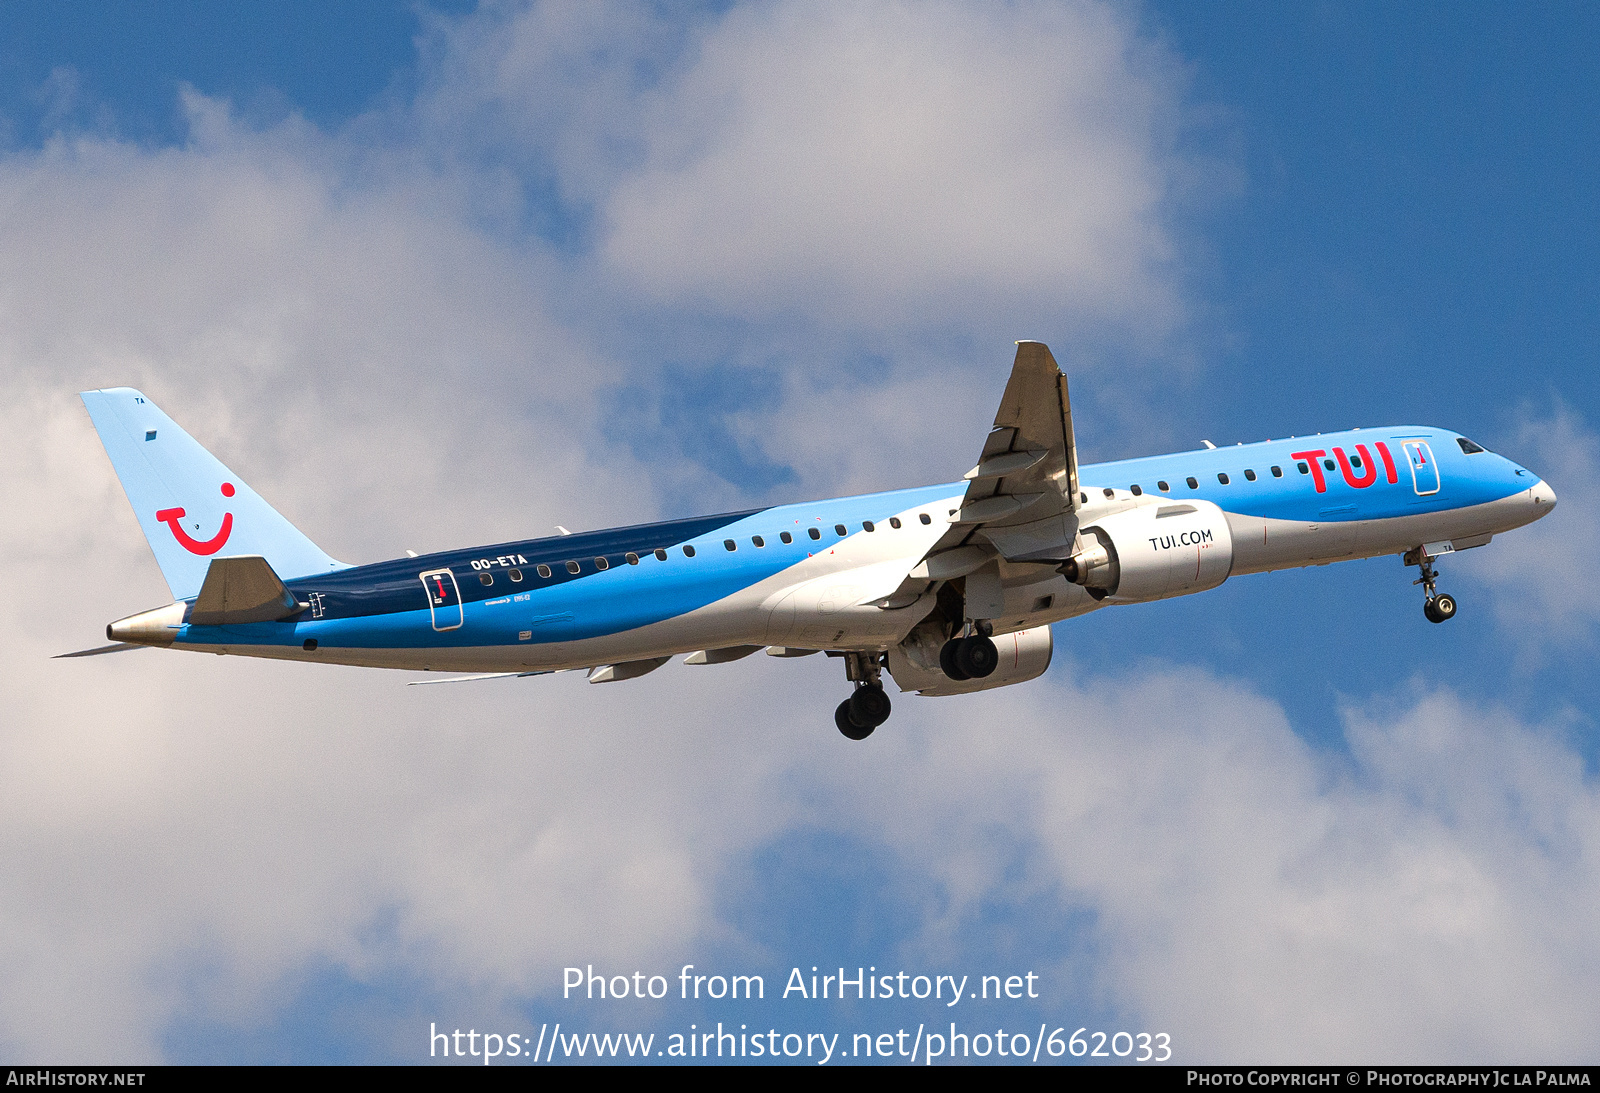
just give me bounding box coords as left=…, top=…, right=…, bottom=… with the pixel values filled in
left=1, top=0, right=1597, bottom=1066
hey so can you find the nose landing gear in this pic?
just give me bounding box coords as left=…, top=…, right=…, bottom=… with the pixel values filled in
left=835, top=651, right=892, bottom=740
left=1405, top=546, right=1458, bottom=624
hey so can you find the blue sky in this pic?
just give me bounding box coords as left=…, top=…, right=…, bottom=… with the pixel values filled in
left=1, top=0, right=1597, bottom=1066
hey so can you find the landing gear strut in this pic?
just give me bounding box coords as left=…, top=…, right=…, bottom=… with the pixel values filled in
left=835, top=651, right=891, bottom=740
left=939, top=620, right=998, bottom=681
left=1405, top=546, right=1458, bottom=624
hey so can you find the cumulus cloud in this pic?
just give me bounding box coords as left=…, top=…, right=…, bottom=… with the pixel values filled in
left=412, top=0, right=1207, bottom=502
left=599, top=1, right=1188, bottom=336
left=1456, top=402, right=1600, bottom=651
left=831, top=674, right=1600, bottom=1062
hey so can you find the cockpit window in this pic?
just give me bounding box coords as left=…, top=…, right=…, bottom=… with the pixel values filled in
left=1457, top=437, right=1487, bottom=454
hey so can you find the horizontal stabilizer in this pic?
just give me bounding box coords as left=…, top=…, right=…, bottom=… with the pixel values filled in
left=53, top=642, right=147, bottom=659
left=190, top=555, right=305, bottom=626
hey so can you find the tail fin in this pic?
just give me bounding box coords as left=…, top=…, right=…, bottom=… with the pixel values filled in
left=80, top=387, right=348, bottom=600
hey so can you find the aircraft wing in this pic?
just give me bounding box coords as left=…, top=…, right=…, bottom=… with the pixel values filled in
left=933, top=340, right=1081, bottom=563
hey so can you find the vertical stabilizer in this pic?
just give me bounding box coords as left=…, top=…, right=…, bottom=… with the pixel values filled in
left=80, top=388, right=348, bottom=600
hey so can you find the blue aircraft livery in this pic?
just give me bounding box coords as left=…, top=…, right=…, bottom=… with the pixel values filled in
left=66, top=343, right=1556, bottom=740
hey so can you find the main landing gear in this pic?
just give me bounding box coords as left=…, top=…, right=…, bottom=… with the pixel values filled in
left=835, top=651, right=892, bottom=740
left=1405, top=546, right=1458, bottom=625
left=829, top=621, right=999, bottom=740
left=939, top=620, right=998, bottom=682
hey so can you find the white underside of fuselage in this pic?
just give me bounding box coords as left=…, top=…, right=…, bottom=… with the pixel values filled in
left=173, top=485, right=1550, bottom=676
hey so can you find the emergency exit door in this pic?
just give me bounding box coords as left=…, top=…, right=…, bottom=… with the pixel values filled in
left=1404, top=442, right=1440, bottom=496
left=419, top=569, right=463, bottom=630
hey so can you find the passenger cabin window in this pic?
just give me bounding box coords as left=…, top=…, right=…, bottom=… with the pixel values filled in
left=780, top=531, right=793, bottom=544
left=1244, top=469, right=1257, bottom=482
left=1131, top=485, right=1142, bottom=496
left=834, top=524, right=846, bottom=536
left=808, top=527, right=821, bottom=540
left=724, top=539, right=737, bottom=551
left=1458, top=437, right=1487, bottom=454
left=919, top=513, right=932, bottom=525
left=1102, top=488, right=1114, bottom=498
left=1271, top=466, right=1283, bottom=477
left=863, top=521, right=875, bottom=532
left=1186, top=477, right=1198, bottom=489
left=1324, top=458, right=1335, bottom=471
left=1351, top=455, right=1363, bottom=468
left=509, top=568, right=522, bottom=581
left=752, top=536, right=764, bottom=547
left=595, top=556, right=609, bottom=570
left=653, top=548, right=667, bottom=561
left=683, top=544, right=696, bottom=558
left=565, top=560, right=581, bottom=574
left=1218, top=473, right=1230, bottom=485
left=889, top=517, right=902, bottom=529
left=1297, top=462, right=1309, bottom=474
left=479, top=572, right=493, bottom=586
left=625, top=552, right=639, bottom=565
left=536, top=564, right=552, bottom=578
left=1080, top=492, right=1089, bottom=504
left=1158, top=480, right=1169, bottom=491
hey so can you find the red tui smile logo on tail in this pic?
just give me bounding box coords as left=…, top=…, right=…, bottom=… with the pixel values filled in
left=156, top=482, right=235, bottom=555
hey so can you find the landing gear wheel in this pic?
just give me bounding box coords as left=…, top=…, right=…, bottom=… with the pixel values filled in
left=954, top=635, right=998, bottom=679
left=940, top=639, right=970, bottom=681
left=835, top=700, right=874, bottom=740
left=848, top=684, right=892, bottom=728
left=1425, top=593, right=1457, bottom=624
left=1410, top=550, right=1456, bottom=626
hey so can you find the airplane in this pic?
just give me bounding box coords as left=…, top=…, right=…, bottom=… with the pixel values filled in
left=64, top=342, right=1557, bottom=740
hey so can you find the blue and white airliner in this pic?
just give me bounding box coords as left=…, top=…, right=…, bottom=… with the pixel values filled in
left=66, top=343, right=1556, bottom=739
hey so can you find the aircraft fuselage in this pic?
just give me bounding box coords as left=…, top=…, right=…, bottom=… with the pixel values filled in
left=125, top=426, right=1552, bottom=674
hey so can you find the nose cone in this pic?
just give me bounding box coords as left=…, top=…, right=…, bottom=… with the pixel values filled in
left=1530, top=478, right=1557, bottom=515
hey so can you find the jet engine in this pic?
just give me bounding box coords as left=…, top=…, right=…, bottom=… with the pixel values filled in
left=1060, top=500, right=1233, bottom=603
left=887, top=624, right=1053, bottom=696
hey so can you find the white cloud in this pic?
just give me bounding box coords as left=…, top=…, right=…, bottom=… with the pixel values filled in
left=413, top=0, right=1205, bottom=503
left=816, top=672, right=1600, bottom=1062
left=599, top=1, right=1189, bottom=337
left=1456, top=403, right=1600, bottom=651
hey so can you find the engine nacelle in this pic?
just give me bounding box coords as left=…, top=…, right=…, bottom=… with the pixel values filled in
left=887, top=625, right=1054, bottom=696
left=1061, top=499, right=1233, bottom=603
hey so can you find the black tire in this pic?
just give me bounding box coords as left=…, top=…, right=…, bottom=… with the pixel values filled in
left=940, top=639, right=970, bottom=680
left=1432, top=593, right=1457, bottom=621
left=954, top=635, right=999, bottom=679
left=849, top=685, right=892, bottom=728
left=835, top=700, right=874, bottom=740
left=1423, top=598, right=1441, bottom=623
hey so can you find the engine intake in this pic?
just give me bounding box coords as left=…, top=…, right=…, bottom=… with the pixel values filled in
left=887, top=625, right=1053, bottom=696
left=1060, top=500, right=1234, bottom=603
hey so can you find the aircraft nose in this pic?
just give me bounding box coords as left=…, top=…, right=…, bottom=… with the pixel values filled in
left=1530, top=478, right=1557, bottom=513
